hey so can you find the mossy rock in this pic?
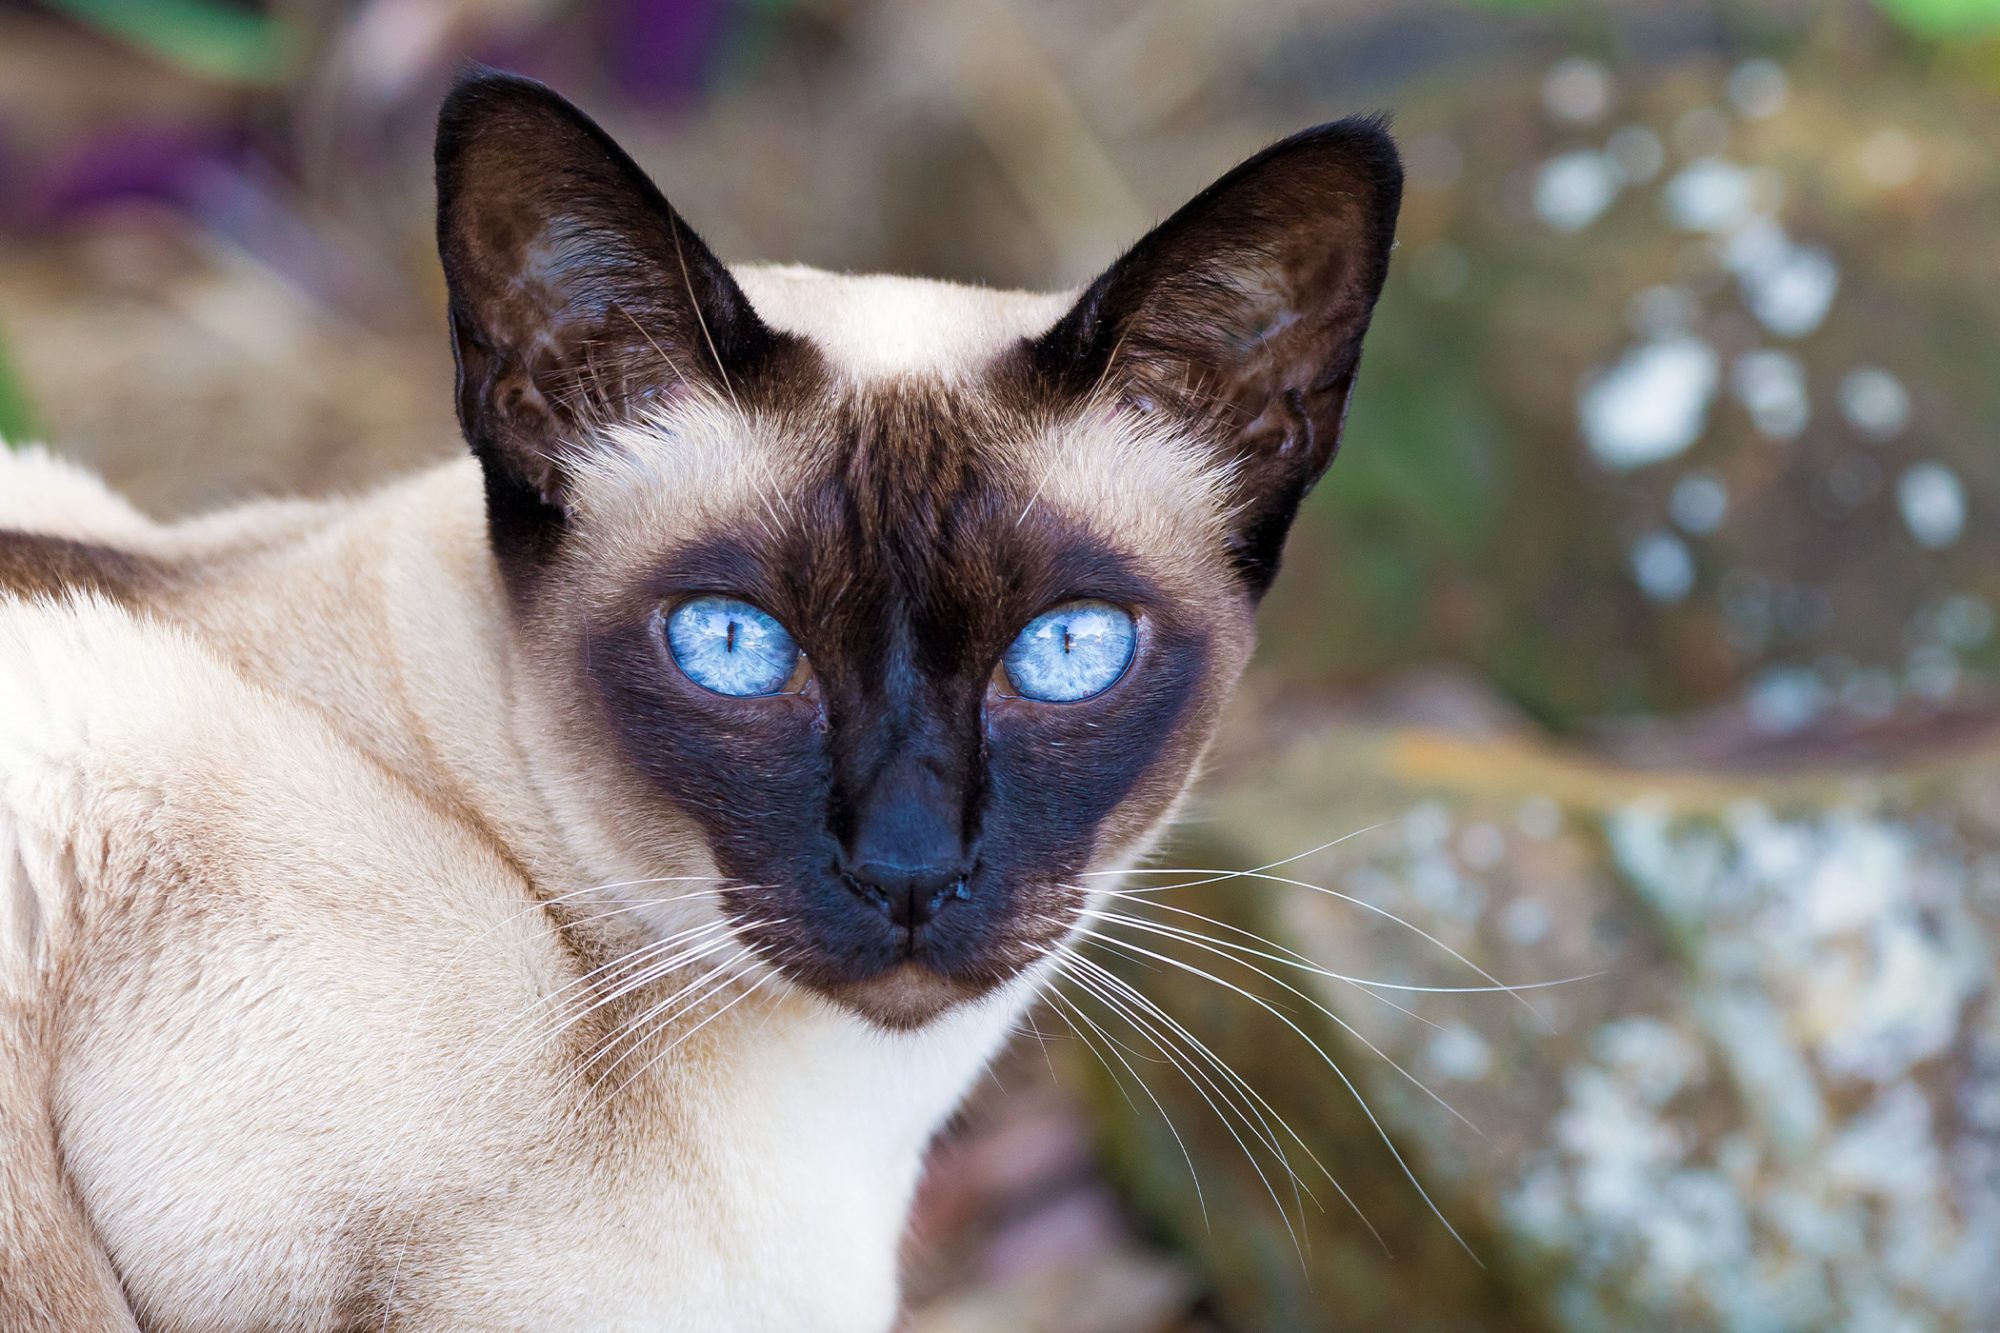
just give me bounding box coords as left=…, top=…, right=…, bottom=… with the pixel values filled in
left=1072, top=713, right=2000, bottom=1330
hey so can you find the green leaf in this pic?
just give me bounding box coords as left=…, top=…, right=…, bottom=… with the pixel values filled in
left=0, top=324, right=35, bottom=448
left=37, top=0, right=294, bottom=86
left=1877, top=0, right=2000, bottom=36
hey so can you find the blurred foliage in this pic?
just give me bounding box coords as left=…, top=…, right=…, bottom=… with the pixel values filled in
left=1460, top=0, right=2000, bottom=35
left=0, top=325, right=32, bottom=445
left=36, top=0, right=293, bottom=85
left=1876, top=0, right=2000, bottom=34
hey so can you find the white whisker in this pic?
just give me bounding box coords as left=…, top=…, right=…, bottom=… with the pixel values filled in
left=1040, top=979, right=1213, bottom=1230
left=1057, top=962, right=1316, bottom=1243
left=1060, top=951, right=1385, bottom=1253
left=606, top=959, right=776, bottom=1100
left=1083, top=823, right=1389, bottom=890
left=1101, top=862, right=1564, bottom=1029
left=1076, top=907, right=1487, bottom=1143
left=1071, top=927, right=1483, bottom=1266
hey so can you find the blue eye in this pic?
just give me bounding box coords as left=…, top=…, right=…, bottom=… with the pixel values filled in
left=664, top=596, right=800, bottom=697
left=1001, top=601, right=1137, bottom=702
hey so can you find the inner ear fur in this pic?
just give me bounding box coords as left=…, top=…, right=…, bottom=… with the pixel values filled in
left=1031, top=118, right=1403, bottom=594
left=434, top=72, right=782, bottom=545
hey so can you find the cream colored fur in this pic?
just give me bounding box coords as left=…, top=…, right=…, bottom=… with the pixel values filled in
left=0, top=268, right=1230, bottom=1331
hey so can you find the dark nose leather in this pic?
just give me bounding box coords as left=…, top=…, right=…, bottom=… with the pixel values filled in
left=840, top=859, right=971, bottom=929
left=836, top=733, right=972, bottom=929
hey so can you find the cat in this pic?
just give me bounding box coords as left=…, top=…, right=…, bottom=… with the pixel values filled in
left=0, top=72, right=1399, bottom=1330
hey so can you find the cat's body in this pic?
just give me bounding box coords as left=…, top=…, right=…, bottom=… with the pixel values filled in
left=0, top=77, right=1398, bottom=1330
left=1, top=435, right=1013, bottom=1331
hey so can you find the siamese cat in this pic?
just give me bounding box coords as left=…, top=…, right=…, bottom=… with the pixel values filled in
left=0, top=74, right=1399, bottom=1330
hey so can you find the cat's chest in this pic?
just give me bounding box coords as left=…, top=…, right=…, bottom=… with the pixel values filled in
left=81, top=994, right=948, bottom=1333
left=390, top=1002, right=999, bottom=1331
left=79, top=1021, right=926, bottom=1333
left=393, top=1115, right=920, bottom=1331
left=69, top=933, right=998, bottom=1333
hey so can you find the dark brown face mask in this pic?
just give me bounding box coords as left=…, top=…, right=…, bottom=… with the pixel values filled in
left=433, top=72, right=1402, bottom=1028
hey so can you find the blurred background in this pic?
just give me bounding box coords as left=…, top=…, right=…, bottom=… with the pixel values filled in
left=3, top=0, right=1997, bottom=1328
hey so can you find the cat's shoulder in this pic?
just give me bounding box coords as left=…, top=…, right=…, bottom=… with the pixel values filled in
left=0, top=586, right=520, bottom=992
left=0, top=592, right=243, bottom=990
left=0, top=444, right=355, bottom=593
left=0, top=592, right=283, bottom=856
left=0, top=445, right=159, bottom=546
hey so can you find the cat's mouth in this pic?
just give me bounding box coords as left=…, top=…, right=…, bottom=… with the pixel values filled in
left=818, top=965, right=992, bottom=1031
left=722, top=875, right=1068, bottom=1030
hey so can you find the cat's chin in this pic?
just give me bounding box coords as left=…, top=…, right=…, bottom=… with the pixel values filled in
left=819, top=964, right=990, bottom=1031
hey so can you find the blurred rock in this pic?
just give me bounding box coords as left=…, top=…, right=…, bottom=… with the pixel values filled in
left=1258, top=23, right=2000, bottom=730
left=1076, top=705, right=2000, bottom=1330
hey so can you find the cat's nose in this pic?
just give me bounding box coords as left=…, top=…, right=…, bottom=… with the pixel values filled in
left=839, top=859, right=972, bottom=929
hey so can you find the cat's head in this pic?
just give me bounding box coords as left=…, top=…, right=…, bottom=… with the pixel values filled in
left=435, top=74, right=1399, bottom=1029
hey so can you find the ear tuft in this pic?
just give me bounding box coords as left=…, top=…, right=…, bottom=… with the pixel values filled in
left=1031, top=117, right=1403, bottom=595
left=434, top=72, right=781, bottom=564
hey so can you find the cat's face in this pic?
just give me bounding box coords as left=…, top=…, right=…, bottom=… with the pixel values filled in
left=435, top=76, right=1400, bottom=1028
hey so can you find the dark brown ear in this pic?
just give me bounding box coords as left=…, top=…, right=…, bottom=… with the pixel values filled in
left=434, top=72, right=782, bottom=561
left=1031, top=119, right=1402, bottom=595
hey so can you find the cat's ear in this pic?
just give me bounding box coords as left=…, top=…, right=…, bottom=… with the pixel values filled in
left=434, top=73, right=780, bottom=544
left=1031, top=119, right=1402, bottom=595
